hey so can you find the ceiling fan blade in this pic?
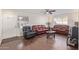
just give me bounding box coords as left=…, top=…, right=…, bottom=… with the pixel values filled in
left=45, top=9, right=49, bottom=12
left=44, top=9, right=56, bottom=14
left=51, top=10, right=56, bottom=12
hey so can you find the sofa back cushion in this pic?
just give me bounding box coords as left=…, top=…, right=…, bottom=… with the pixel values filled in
left=32, top=25, right=37, bottom=31
left=32, top=25, right=47, bottom=31
left=53, top=25, right=69, bottom=31
left=23, top=26, right=32, bottom=32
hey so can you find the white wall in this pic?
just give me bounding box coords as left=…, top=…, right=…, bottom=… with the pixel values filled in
left=29, top=15, right=48, bottom=26
left=68, top=12, right=79, bottom=27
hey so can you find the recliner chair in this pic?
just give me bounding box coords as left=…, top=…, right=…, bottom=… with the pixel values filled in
left=23, top=26, right=36, bottom=39
left=67, top=26, right=78, bottom=48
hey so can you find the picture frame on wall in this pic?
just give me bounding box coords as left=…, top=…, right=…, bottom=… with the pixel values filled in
left=18, top=16, right=29, bottom=22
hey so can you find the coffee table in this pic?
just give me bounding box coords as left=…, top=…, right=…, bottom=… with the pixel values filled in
left=46, top=31, right=56, bottom=39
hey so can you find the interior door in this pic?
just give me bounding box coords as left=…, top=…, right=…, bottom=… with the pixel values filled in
left=2, top=15, right=17, bottom=39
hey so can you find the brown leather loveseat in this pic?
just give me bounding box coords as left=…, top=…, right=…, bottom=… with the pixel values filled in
left=53, top=25, right=69, bottom=35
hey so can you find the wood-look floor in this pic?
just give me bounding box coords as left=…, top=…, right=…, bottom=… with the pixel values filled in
left=0, top=34, right=78, bottom=50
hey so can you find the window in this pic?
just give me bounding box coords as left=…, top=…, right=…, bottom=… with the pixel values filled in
left=54, top=16, right=68, bottom=25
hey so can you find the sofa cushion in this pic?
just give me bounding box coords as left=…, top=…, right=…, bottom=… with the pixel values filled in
left=26, top=32, right=36, bottom=35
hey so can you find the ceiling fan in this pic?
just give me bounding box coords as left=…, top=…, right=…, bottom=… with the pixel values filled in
left=45, top=9, right=56, bottom=14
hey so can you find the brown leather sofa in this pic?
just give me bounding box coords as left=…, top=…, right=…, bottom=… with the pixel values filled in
left=32, top=25, right=48, bottom=34
left=53, top=25, right=69, bottom=35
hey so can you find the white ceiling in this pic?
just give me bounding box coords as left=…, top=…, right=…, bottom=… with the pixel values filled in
left=2, top=9, right=78, bottom=15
